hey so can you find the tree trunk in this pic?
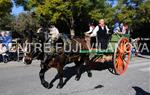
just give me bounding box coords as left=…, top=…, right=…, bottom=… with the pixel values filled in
left=70, top=17, right=75, bottom=38
left=70, top=28, right=75, bottom=38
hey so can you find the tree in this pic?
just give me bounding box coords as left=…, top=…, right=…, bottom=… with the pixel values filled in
left=113, top=0, right=150, bottom=25
left=0, top=14, right=14, bottom=30
left=14, top=0, right=150, bottom=35
left=0, top=0, right=13, bottom=17
left=11, top=12, right=39, bottom=33
left=15, top=0, right=108, bottom=35
left=0, top=0, right=13, bottom=30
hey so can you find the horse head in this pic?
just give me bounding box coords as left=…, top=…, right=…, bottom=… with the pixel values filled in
left=23, top=26, right=61, bottom=65
left=23, top=30, right=43, bottom=65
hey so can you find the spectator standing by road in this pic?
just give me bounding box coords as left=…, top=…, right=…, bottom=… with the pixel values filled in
left=0, top=31, right=12, bottom=62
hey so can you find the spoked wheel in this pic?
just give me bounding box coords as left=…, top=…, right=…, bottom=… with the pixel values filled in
left=113, top=38, right=131, bottom=75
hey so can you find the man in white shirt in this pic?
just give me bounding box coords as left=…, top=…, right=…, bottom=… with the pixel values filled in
left=49, top=25, right=60, bottom=41
left=90, top=19, right=110, bottom=50
left=85, top=23, right=96, bottom=48
left=37, top=25, right=60, bottom=42
left=85, top=23, right=95, bottom=34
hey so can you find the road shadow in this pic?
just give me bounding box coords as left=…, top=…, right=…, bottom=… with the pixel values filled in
left=133, top=86, right=150, bottom=95
left=49, top=62, right=112, bottom=88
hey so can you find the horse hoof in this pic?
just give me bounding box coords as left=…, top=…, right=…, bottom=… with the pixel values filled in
left=57, top=84, right=63, bottom=89
left=75, top=76, right=81, bottom=81
left=88, top=72, right=92, bottom=77
left=49, top=83, right=53, bottom=89
left=42, top=82, right=50, bottom=89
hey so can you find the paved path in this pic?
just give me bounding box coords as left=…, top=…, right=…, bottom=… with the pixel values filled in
left=0, top=57, right=150, bottom=95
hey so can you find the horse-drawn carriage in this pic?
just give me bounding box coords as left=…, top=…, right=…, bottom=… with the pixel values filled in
left=23, top=30, right=132, bottom=88
left=82, top=34, right=131, bottom=75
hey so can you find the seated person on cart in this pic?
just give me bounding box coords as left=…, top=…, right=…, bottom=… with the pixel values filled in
left=84, top=23, right=96, bottom=48
left=113, top=22, right=129, bottom=34
left=89, top=19, right=110, bottom=50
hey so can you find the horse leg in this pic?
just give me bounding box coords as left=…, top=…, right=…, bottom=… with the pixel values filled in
left=74, top=60, right=83, bottom=81
left=85, top=57, right=92, bottom=77
left=56, top=64, right=64, bottom=89
left=39, top=64, right=51, bottom=89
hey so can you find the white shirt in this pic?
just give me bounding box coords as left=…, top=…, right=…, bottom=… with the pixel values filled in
left=86, top=26, right=94, bottom=34
left=90, top=25, right=109, bottom=37
left=37, top=28, right=42, bottom=33
left=49, top=26, right=60, bottom=40
left=122, top=26, right=126, bottom=34
left=37, top=27, right=60, bottom=40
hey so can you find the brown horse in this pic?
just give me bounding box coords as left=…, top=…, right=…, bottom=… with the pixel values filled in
left=23, top=32, right=92, bottom=89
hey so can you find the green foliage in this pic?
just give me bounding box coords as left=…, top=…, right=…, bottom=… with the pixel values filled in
left=0, top=0, right=13, bottom=30
left=15, top=0, right=108, bottom=29
left=0, top=14, right=14, bottom=30
left=114, top=0, right=150, bottom=25
left=35, top=0, right=72, bottom=24
left=6, top=0, right=150, bottom=33
left=11, top=12, right=39, bottom=32
left=138, top=0, right=150, bottom=23
left=0, top=0, right=13, bottom=17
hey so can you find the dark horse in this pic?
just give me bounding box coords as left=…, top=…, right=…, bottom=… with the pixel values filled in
left=23, top=31, right=92, bottom=89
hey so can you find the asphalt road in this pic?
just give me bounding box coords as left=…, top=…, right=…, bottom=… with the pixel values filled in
left=0, top=56, right=150, bottom=95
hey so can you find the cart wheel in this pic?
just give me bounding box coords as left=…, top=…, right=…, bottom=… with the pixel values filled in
left=113, top=38, right=131, bottom=75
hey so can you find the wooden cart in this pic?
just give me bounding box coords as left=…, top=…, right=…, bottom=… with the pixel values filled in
left=81, top=34, right=132, bottom=75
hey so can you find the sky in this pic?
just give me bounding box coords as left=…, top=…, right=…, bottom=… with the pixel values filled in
left=12, top=6, right=24, bottom=15
left=11, top=0, right=24, bottom=15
